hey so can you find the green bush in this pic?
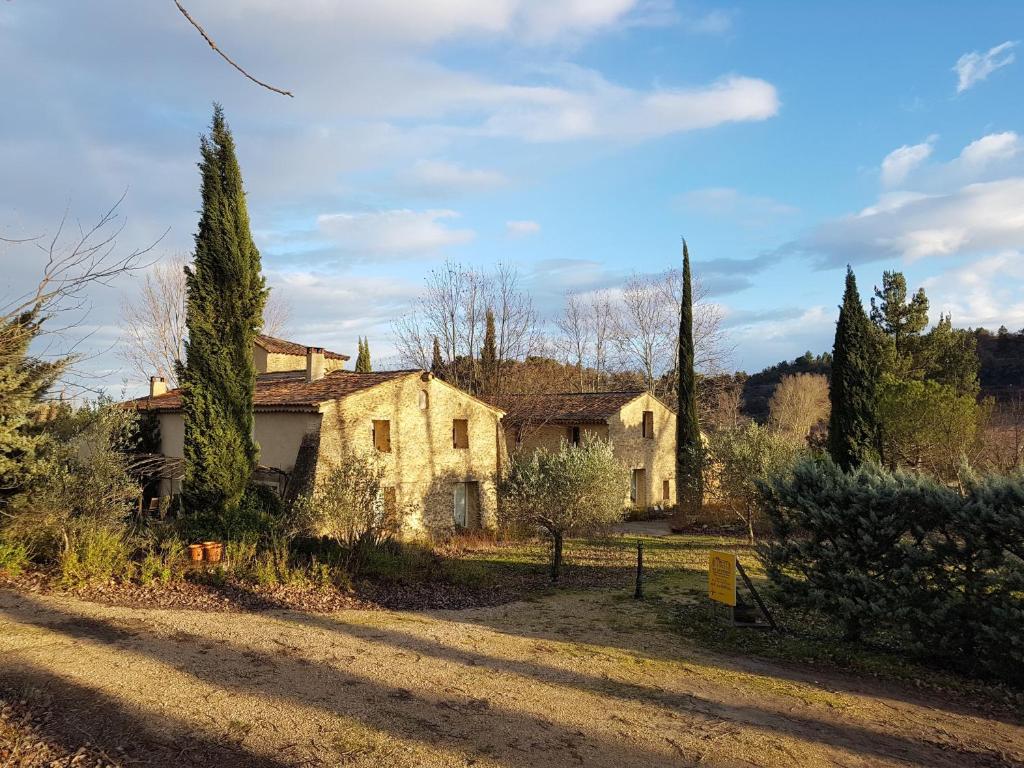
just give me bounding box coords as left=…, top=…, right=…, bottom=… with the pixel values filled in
left=178, top=484, right=287, bottom=545
left=138, top=538, right=187, bottom=586
left=0, top=540, right=29, bottom=577
left=758, top=457, right=1024, bottom=681
left=59, top=524, right=134, bottom=587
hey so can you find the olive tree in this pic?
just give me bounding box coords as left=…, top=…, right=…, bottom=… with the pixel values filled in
left=293, top=450, right=394, bottom=569
left=500, top=435, right=628, bottom=581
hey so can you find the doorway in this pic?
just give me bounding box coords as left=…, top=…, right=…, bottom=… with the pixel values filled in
left=631, top=469, right=647, bottom=508
left=453, top=481, right=481, bottom=529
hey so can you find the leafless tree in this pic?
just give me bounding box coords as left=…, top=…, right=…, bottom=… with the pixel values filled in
left=119, top=252, right=291, bottom=387
left=393, top=260, right=535, bottom=395
left=589, top=290, right=615, bottom=392
left=768, top=373, right=830, bottom=441
left=491, top=263, right=537, bottom=396
left=1, top=197, right=158, bottom=398
left=556, top=294, right=590, bottom=392
left=614, top=274, right=672, bottom=394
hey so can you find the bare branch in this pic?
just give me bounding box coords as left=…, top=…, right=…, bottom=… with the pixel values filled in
left=174, top=1, right=294, bottom=98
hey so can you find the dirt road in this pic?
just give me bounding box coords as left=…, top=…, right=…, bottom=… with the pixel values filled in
left=1, top=587, right=1021, bottom=767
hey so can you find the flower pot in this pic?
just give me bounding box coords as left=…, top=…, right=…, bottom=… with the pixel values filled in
left=188, top=544, right=204, bottom=563
left=203, top=541, right=223, bottom=563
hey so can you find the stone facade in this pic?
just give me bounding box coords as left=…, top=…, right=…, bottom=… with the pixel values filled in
left=503, top=392, right=676, bottom=511
left=142, top=371, right=503, bottom=538
left=314, top=373, right=503, bottom=536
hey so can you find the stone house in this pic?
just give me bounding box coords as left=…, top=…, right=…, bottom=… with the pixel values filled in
left=487, top=391, right=677, bottom=511
left=130, top=337, right=504, bottom=536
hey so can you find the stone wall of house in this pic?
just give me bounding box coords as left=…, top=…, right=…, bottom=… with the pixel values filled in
left=608, top=393, right=677, bottom=510
left=256, top=349, right=345, bottom=374
left=505, top=422, right=608, bottom=457
left=316, top=373, right=503, bottom=538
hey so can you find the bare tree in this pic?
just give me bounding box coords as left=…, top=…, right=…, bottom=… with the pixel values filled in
left=614, top=274, right=672, bottom=394
left=589, top=290, right=615, bottom=392
left=658, top=267, right=731, bottom=375
left=1, top=195, right=157, bottom=396
left=556, top=294, right=590, bottom=392
left=119, top=253, right=291, bottom=387
left=768, top=373, right=830, bottom=441
left=491, top=263, right=536, bottom=396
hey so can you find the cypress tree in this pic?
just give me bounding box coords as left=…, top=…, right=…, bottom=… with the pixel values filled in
left=675, top=240, right=703, bottom=512
left=480, top=308, right=497, bottom=395
left=828, top=266, right=880, bottom=470
left=178, top=105, right=267, bottom=515
left=355, top=337, right=372, bottom=373
left=430, top=336, right=445, bottom=379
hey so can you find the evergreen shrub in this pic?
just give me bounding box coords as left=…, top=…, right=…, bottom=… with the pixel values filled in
left=758, top=458, right=1024, bottom=681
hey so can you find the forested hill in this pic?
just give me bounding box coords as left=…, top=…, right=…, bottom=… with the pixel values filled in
left=741, top=328, right=1024, bottom=421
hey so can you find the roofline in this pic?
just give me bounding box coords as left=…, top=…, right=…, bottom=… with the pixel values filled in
left=253, top=334, right=351, bottom=361
left=428, top=374, right=506, bottom=415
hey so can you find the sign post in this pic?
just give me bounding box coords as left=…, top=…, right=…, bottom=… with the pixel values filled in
left=707, top=550, right=737, bottom=607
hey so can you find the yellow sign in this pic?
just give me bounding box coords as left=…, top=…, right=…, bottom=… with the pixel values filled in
left=708, top=551, right=737, bottom=606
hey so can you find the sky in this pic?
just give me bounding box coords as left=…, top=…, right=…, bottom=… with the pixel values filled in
left=4, top=1, right=1024, bottom=394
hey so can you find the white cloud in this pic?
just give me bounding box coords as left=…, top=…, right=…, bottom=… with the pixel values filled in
left=958, top=131, right=1021, bottom=169
left=506, top=219, right=541, bottom=237
left=954, top=41, right=1017, bottom=93
left=482, top=74, right=779, bottom=142
left=922, top=251, right=1024, bottom=328
left=880, top=138, right=935, bottom=187
left=398, top=160, right=508, bottom=197
left=316, top=209, right=475, bottom=253
left=678, top=187, right=797, bottom=223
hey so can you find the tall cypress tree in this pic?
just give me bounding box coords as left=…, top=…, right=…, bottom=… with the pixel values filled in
left=480, top=308, right=497, bottom=395
left=676, top=240, right=703, bottom=512
left=828, top=267, right=880, bottom=470
left=430, top=336, right=444, bottom=379
left=178, top=105, right=267, bottom=515
left=355, top=337, right=372, bottom=372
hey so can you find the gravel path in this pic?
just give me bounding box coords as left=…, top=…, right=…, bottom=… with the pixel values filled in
left=1, top=587, right=1022, bottom=767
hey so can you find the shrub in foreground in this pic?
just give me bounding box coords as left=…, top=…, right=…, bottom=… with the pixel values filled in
left=758, top=458, right=1024, bottom=681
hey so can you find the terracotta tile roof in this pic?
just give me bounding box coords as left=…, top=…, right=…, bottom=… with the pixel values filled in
left=129, top=370, right=419, bottom=413
left=486, top=391, right=645, bottom=425
left=255, top=334, right=349, bottom=361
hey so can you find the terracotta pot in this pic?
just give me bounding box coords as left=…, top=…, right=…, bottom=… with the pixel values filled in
left=203, top=541, right=223, bottom=563
left=188, top=544, right=204, bottom=563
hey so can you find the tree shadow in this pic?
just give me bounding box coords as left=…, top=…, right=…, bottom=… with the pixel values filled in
left=0, top=593, right=697, bottom=767
left=3, top=592, right=1019, bottom=768
left=0, top=664, right=292, bottom=767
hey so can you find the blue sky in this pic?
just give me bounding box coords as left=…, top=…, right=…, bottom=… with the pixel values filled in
left=4, top=1, right=1024, bottom=391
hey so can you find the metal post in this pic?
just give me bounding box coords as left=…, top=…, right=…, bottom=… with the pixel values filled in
left=634, top=539, right=644, bottom=599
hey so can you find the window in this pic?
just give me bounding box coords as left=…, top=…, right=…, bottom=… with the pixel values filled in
left=642, top=410, right=654, bottom=439
left=452, top=418, right=469, bottom=449
left=663, top=479, right=671, bottom=502
left=372, top=420, right=391, bottom=452
left=568, top=425, right=581, bottom=446
left=418, top=390, right=428, bottom=410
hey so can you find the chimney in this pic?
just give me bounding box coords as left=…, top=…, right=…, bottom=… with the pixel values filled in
left=149, top=376, right=167, bottom=397
left=306, top=347, right=325, bottom=382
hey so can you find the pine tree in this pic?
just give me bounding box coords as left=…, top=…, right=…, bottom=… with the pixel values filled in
left=676, top=240, right=703, bottom=512
left=430, top=336, right=445, bottom=379
left=828, top=267, right=880, bottom=470
left=178, top=105, right=267, bottom=515
left=0, top=311, right=66, bottom=509
left=870, top=270, right=929, bottom=377
left=355, top=337, right=372, bottom=372
left=480, top=308, right=497, bottom=395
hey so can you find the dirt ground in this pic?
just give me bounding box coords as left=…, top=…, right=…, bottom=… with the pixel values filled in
left=2, top=586, right=1022, bottom=768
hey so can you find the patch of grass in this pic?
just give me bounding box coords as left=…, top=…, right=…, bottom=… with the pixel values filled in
left=634, top=534, right=1024, bottom=710
left=0, top=541, right=29, bottom=577
left=59, top=525, right=133, bottom=587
